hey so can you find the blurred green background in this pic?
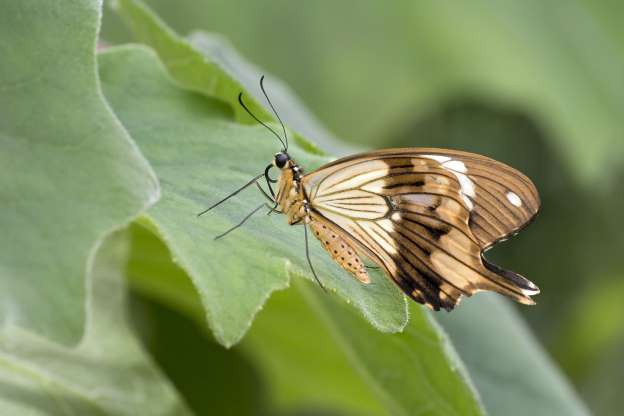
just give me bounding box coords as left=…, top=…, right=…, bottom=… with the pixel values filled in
left=102, top=1, right=624, bottom=414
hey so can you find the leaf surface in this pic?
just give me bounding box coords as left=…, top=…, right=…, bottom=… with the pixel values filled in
left=437, top=294, right=591, bottom=416
left=0, top=231, right=190, bottom=415
left=243, top=277, right=485, bottom=416
left=112, top=0, right=320, bottom=155
left=0, top=0, right=158, bottom=344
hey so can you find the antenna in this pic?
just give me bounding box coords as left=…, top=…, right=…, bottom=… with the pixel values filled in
left=260, top=75, right=288, bottom=151
left=238, top=92, right=287, bottom=151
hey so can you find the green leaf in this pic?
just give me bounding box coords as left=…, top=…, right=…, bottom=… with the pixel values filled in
left=111, top=0, right=322, bottom=155
left=437, top=294, right=591, bottom=416
left=186, top=31, right=358, bottom=156
left=0, top=231, right=190, bottom=415
left=242, top=281, right=388, bottom=415
left=127, top=221, right=203, bottom=321
left=0, top=0, right=158, bottom=344
left=243, top=278, right=484, bottom=416
left=98, top=45, right=407, bottom=347
left=129, top=289, right=267, bottom=416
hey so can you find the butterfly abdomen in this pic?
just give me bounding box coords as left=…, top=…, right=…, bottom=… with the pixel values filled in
left=309, top=217, right=371, bottom=284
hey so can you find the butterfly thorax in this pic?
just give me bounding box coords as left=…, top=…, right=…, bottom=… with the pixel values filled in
left=275, top=159, right=308, bottom=225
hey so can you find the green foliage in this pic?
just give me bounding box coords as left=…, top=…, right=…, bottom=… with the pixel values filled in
left=0, top=0, right=610, bottom=414
left=0, top=231, right=189, bottom=415
left=438, top=295, right=590, bottom=416
left=112, top=0, right=322, bottom=155
left=186, top=31, right=352, bottom=155
left=0, top=0, right=158, bottom=345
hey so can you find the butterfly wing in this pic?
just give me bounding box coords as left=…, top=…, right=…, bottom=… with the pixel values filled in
left=302, top=148, right=540, bottom=311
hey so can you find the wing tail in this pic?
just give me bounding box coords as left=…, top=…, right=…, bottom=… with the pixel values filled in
left=480, top=255, right=540, bottom=305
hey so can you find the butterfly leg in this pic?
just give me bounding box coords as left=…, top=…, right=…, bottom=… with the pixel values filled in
left=254, top=182, right=284, bottom=215
left=255, top=182, right=275, bottom=203
left=213, top=203, right=265, bottom=240
left=197, top=172, right=265, bottom=217
left=266, top=203, right=281, bottom=215
left=304, top=222, right=326, bottom=291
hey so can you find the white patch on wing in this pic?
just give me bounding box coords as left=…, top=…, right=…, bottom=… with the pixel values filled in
left=443, top=159, right=467, bottom=173
left=506, top=191, right=523, bottom=207
left=522, top=286, right=540, bottom=296
left=456, top=173, right=475, bottom=197
left=461, top=195, right=474, bottom=211
left=424, top=154, right=451, bottom=164
left=423, top=155, right=477, bottom=211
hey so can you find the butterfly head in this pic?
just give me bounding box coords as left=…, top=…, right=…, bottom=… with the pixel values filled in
left=273, top=151, right=291, bottom=169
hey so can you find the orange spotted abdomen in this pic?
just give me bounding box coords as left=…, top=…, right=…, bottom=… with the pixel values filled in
left=309, top=218, right=370, bottom=284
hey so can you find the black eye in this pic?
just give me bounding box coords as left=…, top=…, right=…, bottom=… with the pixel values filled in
left=275, top=152, right=289, bottom=168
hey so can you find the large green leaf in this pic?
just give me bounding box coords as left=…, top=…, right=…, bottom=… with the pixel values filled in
left=98, top=45, right=407, bottom=347
left=0, top=0, right=158, bottom=344
left=437, top=294, right=591, bottom=416
left=241, top=281, right=387, bottom=415
left=244, top=278, right=484, bottom=416
left=111, top=0, right=321, bottom=156
left=129, top=293, right=269, bottom=416
left=186, top=31, right=357, bottom=156
left=0, top=231, right=190, bottom=415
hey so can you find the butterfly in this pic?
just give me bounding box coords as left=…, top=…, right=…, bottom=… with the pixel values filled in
left=199, top=76, right=540, bottom=311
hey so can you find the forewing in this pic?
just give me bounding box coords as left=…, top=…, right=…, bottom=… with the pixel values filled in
left=303, top=148, right=540, bottom=310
